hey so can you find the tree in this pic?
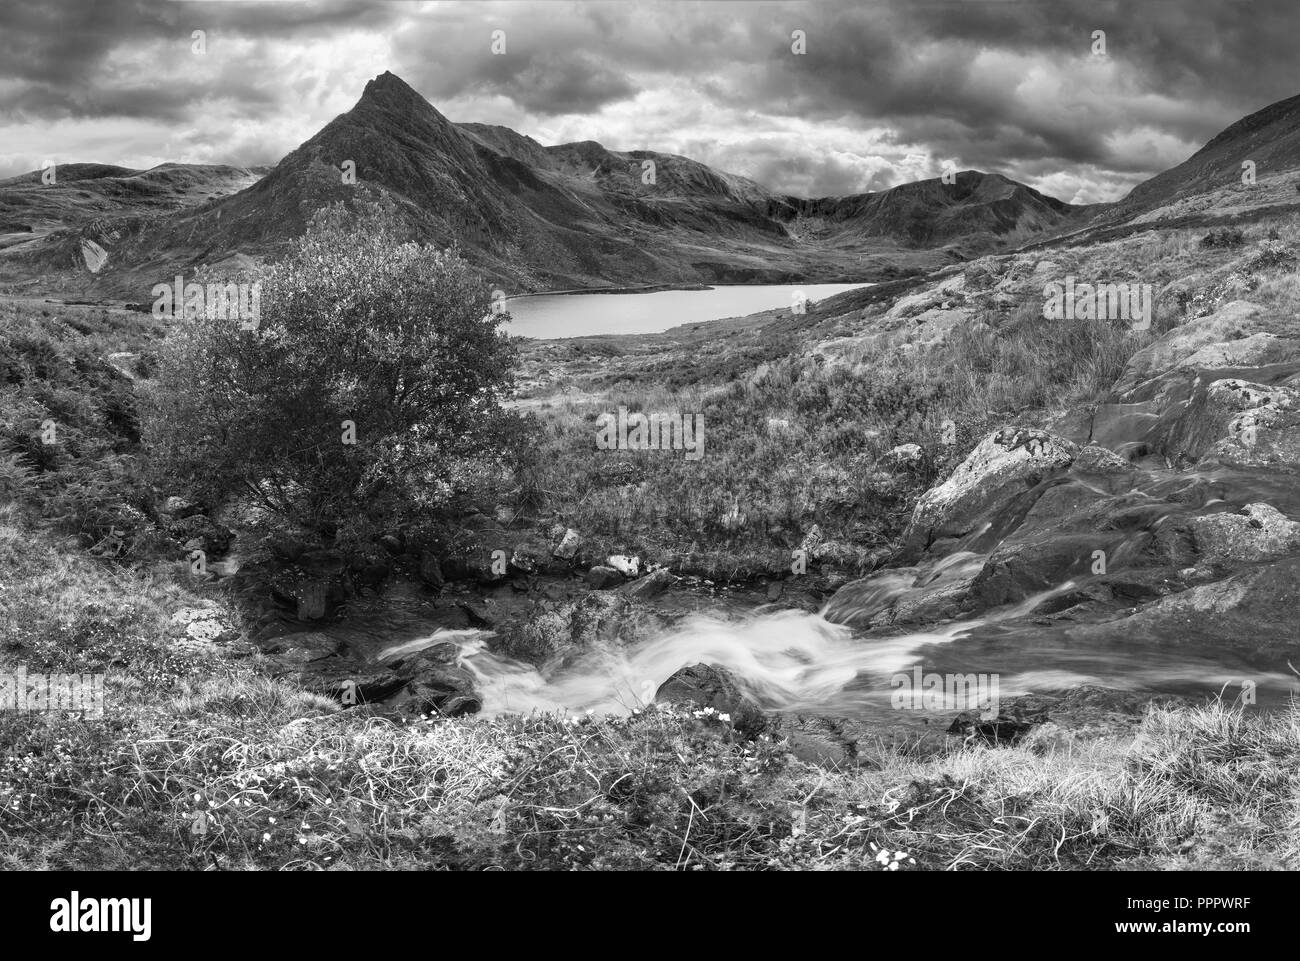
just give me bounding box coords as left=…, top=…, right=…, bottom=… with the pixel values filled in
left=144, top=201, right=520, bottom=545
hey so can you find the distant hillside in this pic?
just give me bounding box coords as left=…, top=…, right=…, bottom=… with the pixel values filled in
left=781, top=171, right=1078, bottom=248
left=1121, top=94, right=1300, bottom=215
left=0, top=163, right=265, bottom=256
left=0, top=72, right=1085, bottom=298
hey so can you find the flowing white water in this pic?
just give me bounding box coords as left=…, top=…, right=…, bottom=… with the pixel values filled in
left=375, top=579, right=1079, bottom=718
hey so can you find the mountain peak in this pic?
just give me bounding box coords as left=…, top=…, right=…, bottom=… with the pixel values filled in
left=358, top=71, right=432, bottom=111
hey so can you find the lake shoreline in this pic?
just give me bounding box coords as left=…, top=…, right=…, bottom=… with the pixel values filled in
left=505, top=282, right=714, bottom=299
left=504, top=280, right=876, bottom=339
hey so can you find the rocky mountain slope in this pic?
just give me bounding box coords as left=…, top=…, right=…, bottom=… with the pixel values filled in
left=0, top=163, right=266, bottom=281
left=1109, top=92, right=1300, bottom=222
left=0, top=72, right=1087, bottom=298
left=1025, top=92, right=1300, bottom=252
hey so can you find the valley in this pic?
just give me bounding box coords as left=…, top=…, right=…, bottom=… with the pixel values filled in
left=4, top=70, right=1300, bottom=872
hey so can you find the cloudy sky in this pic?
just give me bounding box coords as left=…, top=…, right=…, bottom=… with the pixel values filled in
left=1, top=0, right=1295, bottom=203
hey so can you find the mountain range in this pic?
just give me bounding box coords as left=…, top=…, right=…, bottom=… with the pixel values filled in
left=3, top=71, right=1299, bottom=299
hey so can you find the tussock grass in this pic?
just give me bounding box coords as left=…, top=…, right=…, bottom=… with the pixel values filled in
left=2, top=500, right=1296, bottom=870
left=517, top=218, right=1300, bottom=575
left=8, top=223, right=1300, bottom=870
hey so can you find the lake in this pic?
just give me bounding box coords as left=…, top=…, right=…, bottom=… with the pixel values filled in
left=503, top=282, right=872, bottom=339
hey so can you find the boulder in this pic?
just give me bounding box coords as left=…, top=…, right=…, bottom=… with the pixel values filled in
left=1154, top=377, right=1300, bottom=466
left=1112, top=300, right=1265, bottom=397
left=1191, top=503, right=1300, bottom=563
left=553, top=528, right=582, bottom=560
left=623, top=566, right=673, bottom=600
left=899, top=426, right=1079, bottom=562
left=168, top=606, right=240, bottom=653
left=585, top=565, right=623, bottom=589
left=259, top=631, right=347, bottom=669
left=774, top=715, right=861, bottom=768
left=1071, top=443, right=1136, bottom=474
left=493, top=592, right=656, bottom=664
left=964, top=482, right=1191, bottom=610
left=1197, top=378, right=1300, bottom=469
left=655, top=663, right=767, bottom=736
left=393, top=663, right=483, bottom=717
left=291, top=636, right=482, bottom=714
left=1070, top=555, right=1300, bottom=656
left=607, top=554, right=641, bottom=577
left=826, top=554, right=984, bottom=628
left=305, top=667, right=410, bottom=705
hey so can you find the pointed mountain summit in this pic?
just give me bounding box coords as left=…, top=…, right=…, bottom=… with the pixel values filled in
left=1, top=71, right=1094, bottom=297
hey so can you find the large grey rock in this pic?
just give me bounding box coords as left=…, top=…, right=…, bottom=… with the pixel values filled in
left=585, top=565, right=623, bottom=590
left=1192, top=503, right=1300, bottom=563
left=1197, top=379, right=1300, bottom=469
left=606, top=554, right=640, bottom=577
left=655, top=663, right=767, bottom=736
left=826, top=553, right=984, bottom=628
left=1070, top=555, right=1300, bottom=656
left=899, top=426, right=1078, bottom=562
left=392, top=662, right=483, bottom=717
left=623, top=567, right=673, bottom=600
left=494, top=592, right=656, bottom=664
left=553, top=528, right=581, bottom=559
left=168, top=606, right=240, bottom=653
left=1113, top=300, right=1266, bottom=397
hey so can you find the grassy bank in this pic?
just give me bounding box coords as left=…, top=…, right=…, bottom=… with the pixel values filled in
left=4, top=215, right=1300, bottom=870
left=0, top=507, right=1295, bottom=870
left=511, top=219, right=1300, bottom=575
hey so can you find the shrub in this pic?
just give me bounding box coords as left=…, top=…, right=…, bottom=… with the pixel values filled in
left=143, top=201, right=522, bottom=546
left=1200, top=227, right=1245, bottom=249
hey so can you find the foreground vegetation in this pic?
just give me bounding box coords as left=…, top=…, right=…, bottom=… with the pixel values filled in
left=1, top=506, right=1295, bottom=870
left=4, top=210, right=1300, bottom=869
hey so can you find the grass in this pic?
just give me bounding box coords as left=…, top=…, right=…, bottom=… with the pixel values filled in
left=5, top=214, right=1300, bottom=870
left=512, top=275, right=1154, bottom=571
left=510, top=218, right=1300, bottom=578
left=1, top=504, right=1296, bottom=870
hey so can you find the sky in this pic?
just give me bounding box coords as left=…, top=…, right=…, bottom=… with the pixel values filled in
left=0, top=0, right=1294, bottom=204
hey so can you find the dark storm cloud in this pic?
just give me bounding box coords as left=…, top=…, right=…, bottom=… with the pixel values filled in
left=1, top=0, right=1297, bottom=199
left=732, top=0, right=1299, bottom=178
left=0, top=0, right=398, bottom=121
left=402, top=45, right=637, bottom=116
